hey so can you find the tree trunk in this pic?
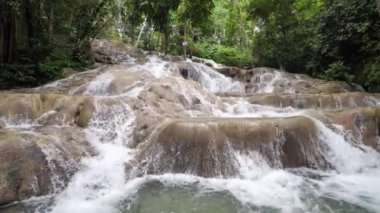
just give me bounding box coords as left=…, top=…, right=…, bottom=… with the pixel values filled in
left=163, top=28, right=169, bottom=55
left=376, top=0, right=380, bottom=16
left=0, top=4, right=4, bottom=63
left=77, top=0, right=108, bottom=50
left=235, top=0, right=249, bottom=48
left=182, top=24, right=187, bottom=58
left=24, top=0, right=35, bottom=48
left=91, top=16, right=113, bottom=42
left=148, top=27, right=154, bottom=49
left=7, top=11, right=16, bottom=63
left=74, top=0, right=109, bottom=61
left=190, top=27, right=194, bottom=58
left=69, top=9, right=74, bottom=26
left=135, top=17, right=147, bottom=47
left=0, top=4, right=16, bottom=64
left=48, top=2, right=55, bottom=43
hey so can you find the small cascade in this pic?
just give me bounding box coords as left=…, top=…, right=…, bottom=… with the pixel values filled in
left=185, top=62, right=245, bottom=93
left=251, top=69, right=287, bottom=93
left=83, top=72, right=115, bottom=96
left=1, top=40, right=380, bottom=213
left=51, top=100, right=136, bottom=213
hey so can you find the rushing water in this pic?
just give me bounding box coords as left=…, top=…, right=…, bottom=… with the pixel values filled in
left=1, top=51, right=380, bottom=213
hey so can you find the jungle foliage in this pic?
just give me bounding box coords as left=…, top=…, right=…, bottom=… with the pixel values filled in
left=1, top=0, right=380, bottom=91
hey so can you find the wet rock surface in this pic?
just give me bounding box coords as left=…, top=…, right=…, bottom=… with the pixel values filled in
left=0, top=93, right=95, bottom=127
left=136, top=106, right=380, bottom=177
left=246, top=67, right=364, bottom=94
left=326, top=106, right=380, bottom=150
left=218, top=92, right=380, bottom=109
left=136, top=116, right=330, bottom=177
left=0, top=127, right=92, bottom=206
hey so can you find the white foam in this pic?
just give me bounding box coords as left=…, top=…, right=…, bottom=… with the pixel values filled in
left=83, top=72, right=115, bottom=95
left=51, top=100, right=136, bottom=213
left=221, top=99, right=298, bottom=118
left=251, top=70, right=297, bottom=93
left=318, top=171, right=380, bottom=212
left=312, top=119, right=380, bottom=173
left=189, top=62, right=245, bottom=93
left=120, top=172, right=306, bottom=213
left=127, top=55, right=172, bottom=78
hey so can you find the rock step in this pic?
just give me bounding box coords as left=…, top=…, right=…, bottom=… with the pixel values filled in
left=218, top=92, right=380, bottom=109
left=213, top=67, right=364, bottom=94
left=0, top=93, right=98, bottom=206
left=135, top=106, right=380, bottom=178
left=0, top=93, right=95, bottom=127
left=0, top=126, right=92, bottom=206
left=0, top=92, right=133, bottom=206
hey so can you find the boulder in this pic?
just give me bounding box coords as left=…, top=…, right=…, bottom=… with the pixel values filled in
left=175, top=61, right=203, bottom=82
left=0, top=127, right=92, bottom=206
left=216, top=67, right=250, bottom=83
left=136, top=116, right=330, bottom=178
left=327, top=106, right=380, bottom=151
left=105, top=68, right=144, bottom=95
left=0, top=93, right=95, bottom=127
left=131, top=77, right=220, bottom=145
left=91, top=39, right=146, bottom=64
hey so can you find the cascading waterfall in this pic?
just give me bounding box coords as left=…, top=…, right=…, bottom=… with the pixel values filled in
left=1, top=41, right=379, bottom=213
left=52, top=100, right=136, bottom=213
left=187, top=62, right=245, bottom=93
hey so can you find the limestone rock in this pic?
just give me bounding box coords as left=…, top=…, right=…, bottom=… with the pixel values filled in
left=216, top=67, right=251, bottom=83
left=218, top=92, right=380, bottom=109
left=91, top=39, right=146, bottom=64
left=327, top=106, right=380, bottom=150
left=136, top=116, right=330, bottom=178
left=216, top=67, right=365, bottom=94
left=0, top=127, right=92, bottom=206
left=23, top=67, right=106, bottom=94
left=0, top=93, right=95, bottom=127
left=131, top=77, right=220, bottom=145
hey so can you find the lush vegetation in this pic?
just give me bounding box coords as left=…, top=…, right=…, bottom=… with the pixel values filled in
left=1, top=0, right=380, bottom=91
left=0, top=0, right=116, bottom=88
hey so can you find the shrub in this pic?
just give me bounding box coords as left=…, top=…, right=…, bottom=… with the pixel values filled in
left=361, top=57, right=380, bottom=92
left=321, top=61, right=354, bottom=82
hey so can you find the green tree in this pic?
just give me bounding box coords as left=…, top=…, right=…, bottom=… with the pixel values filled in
left=127, top=0, right=181, bottom=54
left=0, top=0, right=121, bottom=88
left=177, top=0, right=214, bottom=55
left=72, top=0, right=120, bottom=61
left=311, top=0, right=380, bottom=90
left=249, top=0, right=320, bottom=72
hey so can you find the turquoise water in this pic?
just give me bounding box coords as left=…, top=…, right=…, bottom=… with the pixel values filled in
left=2, top=170, right=375, bottom=213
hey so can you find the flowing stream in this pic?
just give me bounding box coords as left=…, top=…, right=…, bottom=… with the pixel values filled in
left=1, top=44, right=380, bottom=213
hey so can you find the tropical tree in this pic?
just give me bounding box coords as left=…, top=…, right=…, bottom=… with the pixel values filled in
left=311, top=0, right=380, bottom=90
left=0, top=0, right=121, bottom=88
left=126, top=0, right=181, bottom=53
left=248, top=0, right=321, bottom=71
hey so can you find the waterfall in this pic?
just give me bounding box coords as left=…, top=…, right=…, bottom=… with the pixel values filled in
left=50, top=101, right=136, bottom=213
left=1, top=41, right=379, bottom=213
